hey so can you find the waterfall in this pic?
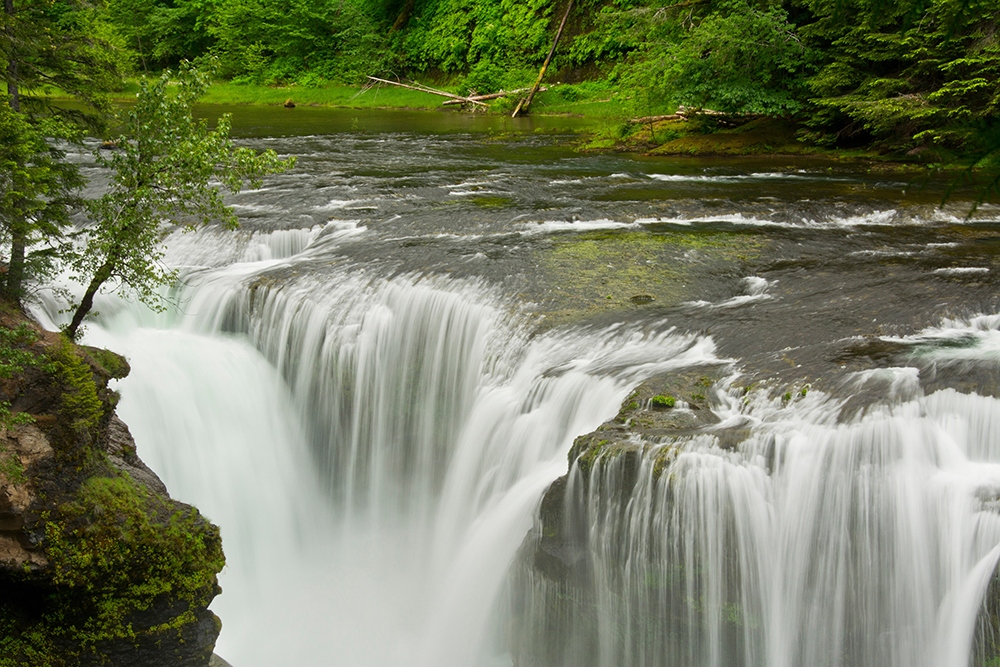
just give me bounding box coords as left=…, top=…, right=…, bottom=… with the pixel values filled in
left=512, top=383, right=1000, bottom=667
left=45, top=225, right=724, bottom=666
left=32, top=137, right=1000, bottom=667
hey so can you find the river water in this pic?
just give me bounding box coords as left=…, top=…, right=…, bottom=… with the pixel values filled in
left=33, top=108, right=1000, bottom=666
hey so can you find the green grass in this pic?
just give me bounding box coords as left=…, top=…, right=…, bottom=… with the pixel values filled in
left=200, top=79, right=639, bottom=116
left=31, top=75, right=650, bottom=120
left=525, top=81, right=639, bottom=118
left=197, top=81, right=452, bottom=108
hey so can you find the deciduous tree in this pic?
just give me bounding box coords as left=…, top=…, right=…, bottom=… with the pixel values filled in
left=659, top=0, right=813, bottom=116
left=65, top=63, right=294, bottom=339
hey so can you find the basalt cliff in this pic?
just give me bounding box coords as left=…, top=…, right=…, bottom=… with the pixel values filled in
left=0, top=311, right=224, bottom=666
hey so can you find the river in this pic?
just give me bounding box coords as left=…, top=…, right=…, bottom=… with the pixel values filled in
left=32, top=107, right=1000, bottom=667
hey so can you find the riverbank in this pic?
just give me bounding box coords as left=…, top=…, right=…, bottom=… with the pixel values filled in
left=186, top=81, right=964, bottom=168
left=82, top=79, right=977, bottom=172
left=108, top=78, right=633, bottom=118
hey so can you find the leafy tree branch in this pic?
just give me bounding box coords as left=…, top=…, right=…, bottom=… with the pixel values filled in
left=64, top=63, right=295, bottom=339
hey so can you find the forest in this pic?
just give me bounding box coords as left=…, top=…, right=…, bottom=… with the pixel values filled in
left=1, top=3, right=1000, bottom=666
left=20, top=0, right=985, bottom=156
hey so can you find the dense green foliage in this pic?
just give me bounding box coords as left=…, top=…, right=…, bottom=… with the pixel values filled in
left=0, top=322, right=39, bottom=437
left=50, top=339, right=104, bottom=434
left=0, top=0, right=122, bottom=301
left=0, top=0, right=122, bottom=113
left=206, top=0, right=395, bottom=83
left=73, top=0, right=996, bottom=159
left=641, top=0, right=814, bottom=116
left=800, top=0, right=999, bottom=152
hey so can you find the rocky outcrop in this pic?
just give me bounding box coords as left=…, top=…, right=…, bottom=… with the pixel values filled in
left=508, top=366, right=732, bottom=666
left=0, top=315, right=224, bottom=667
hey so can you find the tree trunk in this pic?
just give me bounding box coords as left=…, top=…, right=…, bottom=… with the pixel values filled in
left=3, top=0, right=24, bottom=302
left=3, top=0, right=18, bottom=111
left=512, top=0, right=574, bottom=117
left=4, top=218, right=26, bottom=302
left=66, top=260, right=115, bottom=340
left=389, top=0, right=415, bottom=34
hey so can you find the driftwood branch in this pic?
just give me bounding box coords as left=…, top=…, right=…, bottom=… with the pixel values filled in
left=629, top=114, right=682, bottom=124
left=628, top=106, right=752, bottom=124
left=441, top=87, right=548, bottom=106
left=512, top=0, right=573, bottom=117
left=366, top=76, right=489, bottom=108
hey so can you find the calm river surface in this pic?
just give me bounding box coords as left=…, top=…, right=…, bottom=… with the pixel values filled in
left=42, top=106, right=1000, bottom=667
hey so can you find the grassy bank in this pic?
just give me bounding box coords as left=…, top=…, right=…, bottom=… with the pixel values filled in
left=170, top=78, right=637, bottom=118
left=82, top=79, right=967, bottom=167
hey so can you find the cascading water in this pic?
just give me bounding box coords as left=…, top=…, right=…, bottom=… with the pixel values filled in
left=34, top=220, right=723, bottom=666
left=511, top=340, right=1000, bottom=667
left=35, top=123, right=1000, bottom=666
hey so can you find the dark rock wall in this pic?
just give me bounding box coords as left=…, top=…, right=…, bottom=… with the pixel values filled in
left=0, top=318, right=224, bottom=667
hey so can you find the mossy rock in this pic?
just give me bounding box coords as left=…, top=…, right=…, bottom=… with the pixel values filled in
left=650, top=394, right=675, bottom=409
left=0, top=312, right=224, bottom=667
left=646, top=117, right=810, bottom=157
left=534, top=230, right=765, bottom=327
left=81, top=347, right=130, bottom=381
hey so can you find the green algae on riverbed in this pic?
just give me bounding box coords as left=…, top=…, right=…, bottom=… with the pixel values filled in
left=535, top=229, right=766, bottom=326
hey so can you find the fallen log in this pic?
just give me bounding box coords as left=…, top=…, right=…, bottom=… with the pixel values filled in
left=365, top=76, right=489, bottom=108
left=628, top=114, right=682, bottom=124
left=441, top=87, right=548, bottom=106
left=512, top=0, right=573, bottom=117
left=628, top=107, right=760, bottom=124
left=676, top=105, right=728, bottom=116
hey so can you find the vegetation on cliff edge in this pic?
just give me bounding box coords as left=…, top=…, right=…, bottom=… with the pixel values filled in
left=0, top=312, right=224, bottom=666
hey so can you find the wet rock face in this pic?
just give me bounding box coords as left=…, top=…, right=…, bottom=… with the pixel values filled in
left=509, top=367, right=733, bottom=666
left=567, top=367, right=727, bottom=483
left=0, top=425, right=53, bottom=571
left=0, top=323, right=224, bottom=667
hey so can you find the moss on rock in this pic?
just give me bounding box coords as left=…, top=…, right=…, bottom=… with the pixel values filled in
left=536, top=230, right=764, bottom=326
left=0, top=313, right=224, bottom=667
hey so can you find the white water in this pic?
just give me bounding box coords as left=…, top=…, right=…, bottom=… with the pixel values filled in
left=34, top=225, right=724, bottom=666
left=32, top=222, right=1000, bottom=666
left=529, top=383, right=1000, bottom=667
left=30, top=139, right=1000, bottom=666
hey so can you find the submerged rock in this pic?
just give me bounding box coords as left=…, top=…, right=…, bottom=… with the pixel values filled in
left=0, top=314, right=224, bottom=666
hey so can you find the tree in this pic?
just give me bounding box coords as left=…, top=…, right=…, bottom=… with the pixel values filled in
left=798, top=0, right=999, bottom=152
left=101, top=0, right=215, bottom=71
left=205, top=0, right=393, bottom=83
left=0, top=101, right=82, bottom=301
left=64, top=63, right=294, bottom=339
left=659, top=0, right=813, bottom=116
left=1, top=0, right=121, bottom=115
left=0, top=0, right=121, bottom=303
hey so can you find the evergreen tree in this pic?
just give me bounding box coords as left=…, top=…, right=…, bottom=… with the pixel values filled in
left=0, top=0, right=120, bottom=303
left=0, top=101, right=82, bottom=302
left=798, top=0, right=999, bottom=152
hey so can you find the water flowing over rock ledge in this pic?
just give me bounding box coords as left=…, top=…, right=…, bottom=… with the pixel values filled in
left=0, top=315, right=224, bottom=667
left=511, top=367, right=1000, bottom=667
